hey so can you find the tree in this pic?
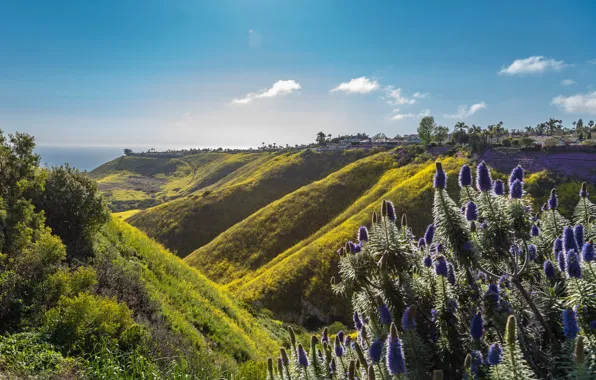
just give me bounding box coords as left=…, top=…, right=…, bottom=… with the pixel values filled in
left=434, top=125, right=449, bottom=144
left=316, top=131, right=327, bottom=146
left=123, top=149, right=133, bottom=156
left=417, top=116, right=436, bottom=145
left=544, top=118, right=562, bottom=136
left=34, top=165, right=110, bottom=260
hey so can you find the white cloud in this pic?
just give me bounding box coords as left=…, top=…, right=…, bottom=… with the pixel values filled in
left=444, top=102, right=487, bottom=119
left=331, top=77, right=379, bottom=94
left=498, top=56, right=569, bottom=76
left=412, top=92, right=430, bottom=99
left=588, top=59, right=596, bottom=65
left=561, top=79, right=576, bottom=86
left=232, top=80, right=301, bottom=104
left=386, top=88, right=417, bottom=105
left=390, top=109, right=430, bottom=121
left=551, top=91, right=596, bottom=115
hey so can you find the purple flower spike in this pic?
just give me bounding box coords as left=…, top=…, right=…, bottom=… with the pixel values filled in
left=564, top=226, right=577, bottom=252
left=580, top=182, right=588, bottom=198
left=566, top=250, right=582, bottom=278
left=510, top=179, right=523, bottom=199
left=435, top=256, right=448, bottom=277
left=470, top=312, right=484, bottom=340
left=369, top=338, right=383, bottom=363
left=378, top=304, right=392, bottom=325
left=459, top=165, right=472, bottom=187
left=401, top=306, right=417, bottom=331
left=418, top=238, right=426, bottom=248
left=353, top=312, right=363, bottom=330
left=493, top=179, right=505, bottom=195
left=582, top=241, right=594, bottom=262
left=562, top=308, right=579, bottom=339
left=423, top=254, right=432, bottom=267
left=447, top=263, right=456, bottom=285
left=553, top=237, right=563, bottom=253
left=358, top=226, right=369, bottom=243
left=466, top=201, right=478, bottom=221
left=386, top=324, right=406, bottom=375
left=424, top=224, right=435, bottom=245
left=557, top=251, right=566, bottom=271
left=544, top=260, right=556, bottom=278
left=434, top=162, right=446, bottom=189
left=476, top=161, right=493, bottom=192
left=531, top=225, right=540, bottom=237
left=297, top=344, right=309, bottom=368
left=385, top=200, right=396, bottom=221
left=509, top=165, right=524, bottom=184
left=548, top=189, right=558, bottom=210
left=574, top=225, right=584, bottom=250
left=528, top=244, right=537, bottom=260
left=487, top=343, right=502, bottom=365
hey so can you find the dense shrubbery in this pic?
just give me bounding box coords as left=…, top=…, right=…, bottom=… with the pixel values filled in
left=268, top=161, right=596, bottom=379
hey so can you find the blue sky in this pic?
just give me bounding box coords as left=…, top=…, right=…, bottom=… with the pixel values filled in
left=1, top=0, right=595, bottom=149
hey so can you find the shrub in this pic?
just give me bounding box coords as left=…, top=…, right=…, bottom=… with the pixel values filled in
left=0, top=332, right=70, bottom=378
left=34, top=165, right=110, bottom=261
left=43, top=293, right=139, bottom=353
left=269, top=161, right=596, bottom=379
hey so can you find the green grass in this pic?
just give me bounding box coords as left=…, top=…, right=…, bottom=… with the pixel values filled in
left=128, top=150, right=368, bottom=257
left=113, top=209, right=141, bottom=220
left=94, top=217, right=281, bottom=373
left=184, top=152, right=396, bottom=283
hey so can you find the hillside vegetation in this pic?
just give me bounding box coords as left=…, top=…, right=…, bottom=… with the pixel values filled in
left=0, top=133, right=280, bottom=379
left=127, top=150, right=368, bottom=256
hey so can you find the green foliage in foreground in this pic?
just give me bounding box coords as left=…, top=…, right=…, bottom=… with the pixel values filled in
left=0, top=130, right=280, bottom=379
left=266, top=161, right=596, bottom=379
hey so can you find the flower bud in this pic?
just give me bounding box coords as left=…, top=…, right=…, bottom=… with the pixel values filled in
left=574, top=336, right=585, bottom=366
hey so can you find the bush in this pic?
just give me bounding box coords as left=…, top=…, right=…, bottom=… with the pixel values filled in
left=502, top=138, right=512, bottom=147
left=43, top=293, right=140, bottom=353
left=0, top=332, right=70, bottom=378
left=34, top=165, right=110, bottom=261
left=269, top=161, right=596, bottom=380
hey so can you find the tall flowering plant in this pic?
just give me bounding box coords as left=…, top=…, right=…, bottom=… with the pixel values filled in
left=267, top=161, right=596, bottom=380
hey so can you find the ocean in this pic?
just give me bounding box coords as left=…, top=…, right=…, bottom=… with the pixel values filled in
left=35, top=146, right=125, bottom=171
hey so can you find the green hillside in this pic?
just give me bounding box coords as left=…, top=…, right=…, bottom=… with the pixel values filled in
left=126, top=150, right=367, bottom=256
left=90, top=152, right=263, bottom=212
left=185, top=152, right=396, bottom=282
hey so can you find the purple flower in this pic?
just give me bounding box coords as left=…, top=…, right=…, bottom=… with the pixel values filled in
left=564, top=226, right=577, bottom=252
left=423, top=254, right=433, bottom=267
left=544, top=260, right=556, bottom=279
left=528, top=244, right=537, bottom=261
left=493, top=179, right=505, bottom=195
left=509, top=165, right=524, bottom=184
left=321, top=327, right=329, bottom=344
left=347, top=241, right=356, bottom=254
left=434, top=162, right=446, bottom=189
left=386, top=324, right=406, bottom=375
left=531, top=225, right=540, bottom=237
left=510, top=178, right=523, bottom=199
left=385, top=200, right=396, bottom=221
left=471, top=351, right=483, bottom=374
left=480, top=220, right=488, bottom=229
left=336, top=330, right=345, bottom=345
left=435, top=243, right=444, bottom=253
left=435, top=256, right=448, bottom=277
left=484, top=283, right=500, bottom=305
left=334, top=337, right=343, bottom=357
left=582, top=241, right=594, bottom=262
left=487, top=344, right=502, bottom=365
left=548, top=189, right=558, bottom=210
left=354, top=243, right=362, bottom=253
left=401, top=306, right=417, bottom=331
left=297, top=344, right=309, bottom=368
left=476, top=161, right=492, bottom=192
left=459, top=164, right=472, bottom=187
left=566, top=250, right=582, bottom=278
left=477, top=271, right=487, bottom=283
left=447, top=263, right=456, bottom=285
left=574, top=225, right=584, bottom=250
left=498, top=275, right=510, bottom=289
left=465, top=201, right=478, bottom=221
left=353, top=312, right=363, bottom=330
left=369, top=338, right=383, bottom=363
left=418, top=238, right=426, bottom=248
left=510, top=244, right=522, bottom=256
left=424, top=224, right=435, bottom=245
left=470, top=312, right=484, bottom=340
left=358, top=226, right=369, bottom=243
left=557, top=251, right=566, bottom=271
left=554, top=237, right=563, bottom=253
left=580, top=182, right=588, bottom=198
left=378, top=304, right=392, bottom=325
left=562, top=308, right=580, bottom=339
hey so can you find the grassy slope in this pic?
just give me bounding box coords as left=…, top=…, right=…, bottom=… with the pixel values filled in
left=225, top=157, right=466, bottom=324
left=184, top=152, right=396, bottom=282
left=96, top=217, right=280, bottom=370
left=128, top=150, right=367, bottom=257
left=90, top=153, right=262, bottom=212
